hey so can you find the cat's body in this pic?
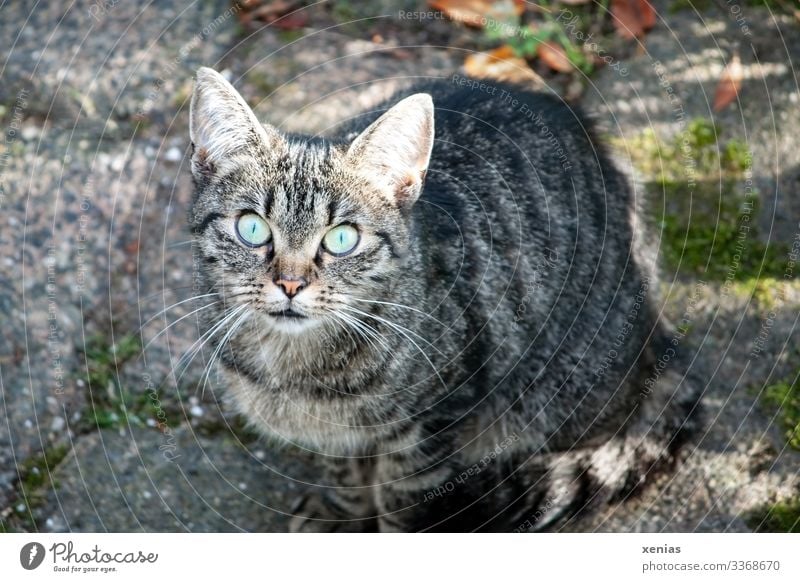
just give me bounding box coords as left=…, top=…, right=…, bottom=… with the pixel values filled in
left=188, top=69, right=701, bottom=531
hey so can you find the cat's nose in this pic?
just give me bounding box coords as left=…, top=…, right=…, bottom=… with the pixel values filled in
left=274, top=273, right=308, bottom=298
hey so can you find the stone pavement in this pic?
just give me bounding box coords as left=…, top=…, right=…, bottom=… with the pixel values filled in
left=0, top=0, right=798, bottom=532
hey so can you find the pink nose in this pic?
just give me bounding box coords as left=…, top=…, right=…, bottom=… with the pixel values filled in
left=275, top=274, right=307, bottom=298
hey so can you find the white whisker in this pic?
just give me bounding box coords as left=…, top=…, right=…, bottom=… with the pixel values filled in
left=339, top=305, right=445, bottom=358
left=138, top=292, right=220, bottom=333
left=338, top=305, right=447, bottom=390
left=333, top=310, right=390, bottom=353
left=171, top=303, right=249, bottom=385
left=351, top=297, right=451, bottom=330
left=198, top=306, right=251, bottom=398
left=142, top=300, right=221, bottom=352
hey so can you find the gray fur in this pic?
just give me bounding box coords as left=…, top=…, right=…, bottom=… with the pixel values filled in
left=188, top=68, right=701, bottom=532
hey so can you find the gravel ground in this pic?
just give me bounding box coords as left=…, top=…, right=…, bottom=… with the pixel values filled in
left=1, top=0, right=798, bottom=532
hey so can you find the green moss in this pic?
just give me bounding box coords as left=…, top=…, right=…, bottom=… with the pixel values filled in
left=278, top=29, right=305, bottom=43
left=170, top=81, right=193, bottom=110
left=498, top=24, right=540, bottom=59
left=11, top=444, right=71, bottom=531
left=621, top=119, right=749, bottom=185
left=328, top=0, right=377, bottom=35
left=244, top=71, right=276, bottom=98
left=80, top=334, right=148, bottom=430
left=761, top=371, right=800, bottom=450
left=619, top=120, right=793, bottom=282
left=19, top=445, right=70, bottom=492
left=669, top=0, right=713, bottom=13
left=85, top=391, right=151, bottom=430
left=747, top=498, right=800, bottom=532
left=84, top=333, right=140, bottom=386
left=196, top=415, right=260, bottom=443
left=685, top=118, right=718, bottom=148
left=746, top=366, right=800, bottom=533
left=657, top=191, right=791, bottom=281
left=743, top=0, right=797, bottom=8
left=672, top=0, right=795, bottom=12
left=722, top=139, right=751, bottom=173
left=732, top=277, right=799, bottom=311
left=330, top=0, right=357, bottom=23
left=79, top=333, right=192, bottom=432
left=3, top=139, right=26, bottom=158
left=132, top=116, right=153, bottom=132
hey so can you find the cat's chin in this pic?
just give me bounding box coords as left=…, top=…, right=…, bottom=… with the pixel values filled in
left=265, top=314, right=321, bottom=334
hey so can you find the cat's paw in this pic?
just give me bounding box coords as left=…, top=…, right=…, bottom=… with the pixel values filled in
left=288, top=494, right=374, bottom=532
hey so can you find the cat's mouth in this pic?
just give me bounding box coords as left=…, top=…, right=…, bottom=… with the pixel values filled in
left=266, top=307, right=319, bottom=333
left=270, top=308, right=307, bottom=319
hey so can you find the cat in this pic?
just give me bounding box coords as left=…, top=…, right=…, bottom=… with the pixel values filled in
left=187, top=67, right=702, bottom=532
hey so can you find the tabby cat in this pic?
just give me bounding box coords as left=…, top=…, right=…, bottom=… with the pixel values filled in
left=188, top=67, right=701, bottom=532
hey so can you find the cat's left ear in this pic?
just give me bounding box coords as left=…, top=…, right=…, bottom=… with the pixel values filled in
left=190, top=67, right=284, bottom=182
left=346, top=94, right=434, bottom=209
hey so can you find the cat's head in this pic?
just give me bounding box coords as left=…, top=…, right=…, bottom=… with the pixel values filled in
left=188, top=68, right=434, bottom=334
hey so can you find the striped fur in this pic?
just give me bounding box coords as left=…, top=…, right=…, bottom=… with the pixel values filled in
left=188, top=68, right=701, bottom=532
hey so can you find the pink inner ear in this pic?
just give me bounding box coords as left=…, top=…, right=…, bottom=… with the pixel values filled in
left=396, top=172, right=422, bottom=206
left=193, top=146, right=217, bottom=180
left=403, top=171, right=419, bottom=188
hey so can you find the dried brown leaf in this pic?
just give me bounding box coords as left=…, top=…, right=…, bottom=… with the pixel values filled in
left=713, top=55, right=743, bottom=112
left=537, top=41, right=574, bottom=73
left=464, top=45, right=544, bottom=86
left=610, top=0, right=644, bottom=40
left=429, top=0, right=524, bottom=28
left=637, top=0, right=656, bottom=30
left=124, top=240, right=140, bottom=255
left=271, top=10, right=308, bottom=30
left=238, top=0, right=306, bottom=27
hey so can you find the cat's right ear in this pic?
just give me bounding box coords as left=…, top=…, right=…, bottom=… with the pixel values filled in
left=189, top=67, right=283, bottom=182
left=346, top=93, right=434, bottom=210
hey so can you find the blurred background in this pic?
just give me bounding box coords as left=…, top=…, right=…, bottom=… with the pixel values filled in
left=0, top=0, right=799, bottom=532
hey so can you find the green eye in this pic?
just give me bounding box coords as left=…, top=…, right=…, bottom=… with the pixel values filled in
left=323, top=224, right=360, bottom=256
left=236, top=213, right=271, bottom=247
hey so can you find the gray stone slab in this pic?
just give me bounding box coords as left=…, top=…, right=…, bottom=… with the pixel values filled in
left=35, top=426, right=315, bottom=532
